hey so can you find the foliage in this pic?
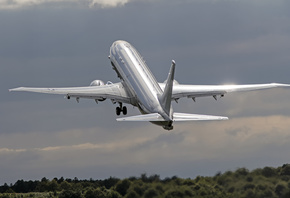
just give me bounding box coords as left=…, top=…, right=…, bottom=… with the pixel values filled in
left=1, top=164, right=290, bottom=197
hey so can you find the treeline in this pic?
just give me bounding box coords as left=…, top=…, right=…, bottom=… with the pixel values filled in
left=1, top=164, right=290, bottom=198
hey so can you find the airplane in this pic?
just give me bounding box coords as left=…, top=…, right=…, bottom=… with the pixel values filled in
left=10, top=40, right=290, bottom=130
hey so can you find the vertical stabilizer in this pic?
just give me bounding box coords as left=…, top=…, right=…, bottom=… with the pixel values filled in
left=159, top=60, right=176, bottom=117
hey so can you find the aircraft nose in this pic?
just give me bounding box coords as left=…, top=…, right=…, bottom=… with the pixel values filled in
left=110, top=40, right=129, bottom=56
left=113, top=40, right=126, bottom=46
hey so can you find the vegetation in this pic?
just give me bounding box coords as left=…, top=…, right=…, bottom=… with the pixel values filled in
left=1, top=164, right=290, bottom=197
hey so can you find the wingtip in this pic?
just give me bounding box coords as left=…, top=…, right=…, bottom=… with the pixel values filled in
left=9, top=87, right=23, bottom=92
left=271, top=83, right=290, bottom=87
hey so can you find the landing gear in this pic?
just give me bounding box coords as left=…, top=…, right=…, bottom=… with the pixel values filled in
left=116, top=107, right=121, bottom=116
left=116, top=103, right=127, bottom=115
left=123, top=106, right=127, bottom=115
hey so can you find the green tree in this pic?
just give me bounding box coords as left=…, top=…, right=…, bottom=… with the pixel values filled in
left=275, top=184, right=286, bottom=197
left=133, top=185, right=144, bottom=196
left=262, top=167, right=276, bottom=177
left=84, top=188, right=95, bottom=198
left=144, top=188, right=158, bottom=198
left=281, top=164, right=290, bottom=176
left=0, top=183, right=9, bottom=193
left=5, top=188, right=15, bottom=194
left=235, top=168, right=249, bottom=177
left=107, top=190, right=122, bottom=198
left=60, top=181, right=72, bottom=191
left=125, top=190, right=139, bottom=198
left=102, top=177, right=120, bottom=189
left=59, top=189, right=82, bottom=198
left=155, top=184, right=164, bottom=193
left=48, top=179, right=59, bottom=192
left=35, top=178, right=49, bottom=192
left=115, top=179, right=131, bottom=196
left=84, top=188, right=106, bottom=198
left=165, top=189, right=184, bottom=198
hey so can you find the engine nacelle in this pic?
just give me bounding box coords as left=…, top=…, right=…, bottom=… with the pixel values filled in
left=90, top=80, right=105, bottom=86
left=89, top=80, right=106, bottom=102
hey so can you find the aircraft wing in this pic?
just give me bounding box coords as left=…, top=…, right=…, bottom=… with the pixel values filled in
left=159, top=83, right=290, bottom=100
left=9, top=82, right=133, bottom=104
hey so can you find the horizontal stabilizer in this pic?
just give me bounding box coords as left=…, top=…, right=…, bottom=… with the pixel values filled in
left=116, top=113, right=166, bottom=122
left=117, top=112, right=228, bottom=122
left=173, top=113, right=228, bottom=121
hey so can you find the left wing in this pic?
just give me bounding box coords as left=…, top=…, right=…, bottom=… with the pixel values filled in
left=9, top=82, right=134, bottom=104
left=159, top=83, right=290, bottom=100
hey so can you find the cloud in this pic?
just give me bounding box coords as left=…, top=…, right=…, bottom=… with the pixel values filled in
left=0, top=0, right=130, bottom=9
left=1, top=115, right=290, bottom=166
left=89, top=0, right=129, bottom=8
left=1, top=115, right=290, bottom=183
left=38, top=138, right=149, bottom=152
left=0, top=148, right=26, bottom=153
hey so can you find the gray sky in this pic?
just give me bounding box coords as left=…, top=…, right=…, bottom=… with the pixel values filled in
left=1, top=0, right=290, bottom=184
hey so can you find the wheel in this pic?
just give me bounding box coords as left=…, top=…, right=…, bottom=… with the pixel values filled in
left=116, top=107, right=121, bottom=116
left=123, top=106, right=127, bottom=115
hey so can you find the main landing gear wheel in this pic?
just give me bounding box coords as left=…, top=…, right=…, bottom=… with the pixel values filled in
left=116, top=107, right=121, bottom=116
left=116, top=103, right=127, bottom=115
left=123, top=106, right=127, bottom=115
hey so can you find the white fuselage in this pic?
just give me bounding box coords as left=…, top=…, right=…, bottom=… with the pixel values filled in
left=109, top=40, right=172, bottom=125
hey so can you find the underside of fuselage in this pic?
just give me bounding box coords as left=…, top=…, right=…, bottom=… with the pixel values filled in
left=150, top=121, right=174, bottom=130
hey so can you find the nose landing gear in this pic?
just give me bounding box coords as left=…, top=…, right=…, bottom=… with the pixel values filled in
left=116, top=103, right=127, bottom=115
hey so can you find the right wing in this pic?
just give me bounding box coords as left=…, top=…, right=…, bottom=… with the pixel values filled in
left=159, top=83, right=290, bottom=100
left=9, top=82, right=134, bottom=104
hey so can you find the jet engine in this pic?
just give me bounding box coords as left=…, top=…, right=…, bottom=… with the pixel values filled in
left=90, top=80, right=105, bottom=86
left=89, top=80, right=106, bottom=102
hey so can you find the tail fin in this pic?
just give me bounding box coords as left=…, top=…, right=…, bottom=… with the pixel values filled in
left=159, top=60, right=176, bottom=116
